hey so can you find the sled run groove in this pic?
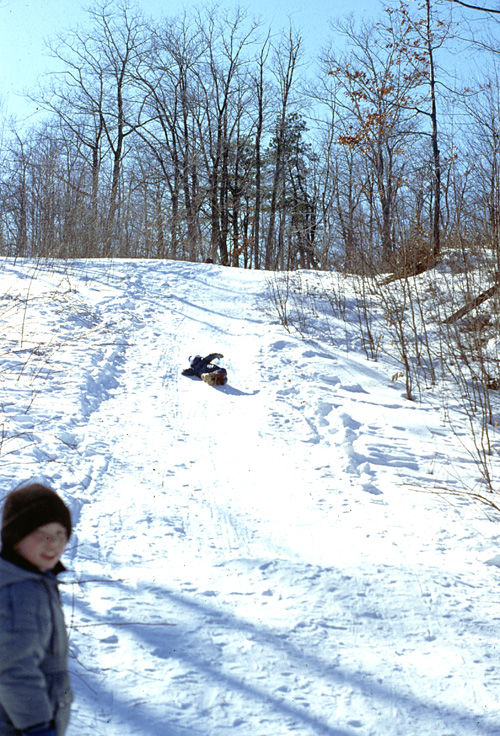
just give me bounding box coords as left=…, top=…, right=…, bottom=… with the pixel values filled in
left=0, top=259, right=499, bottom=736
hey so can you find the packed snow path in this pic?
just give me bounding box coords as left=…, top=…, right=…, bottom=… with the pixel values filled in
left=1, top=260, right=500, bottom=736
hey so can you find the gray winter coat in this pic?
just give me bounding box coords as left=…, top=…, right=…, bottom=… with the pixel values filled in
left=0, top=556, right=73, bottom=735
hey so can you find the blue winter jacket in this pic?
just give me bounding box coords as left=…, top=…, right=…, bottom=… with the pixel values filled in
left=0, top=554, right=73, bottom=735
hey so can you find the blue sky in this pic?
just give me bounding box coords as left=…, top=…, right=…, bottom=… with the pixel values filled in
left=0, top=0, right=383, bottom=121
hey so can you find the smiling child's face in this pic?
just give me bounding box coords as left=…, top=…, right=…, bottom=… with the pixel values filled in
left=14, top=522, right=68, bottom=571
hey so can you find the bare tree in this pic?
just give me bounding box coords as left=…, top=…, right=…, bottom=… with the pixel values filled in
left=130, top=14, right=207, bottom=260
left=42, top=0, right=149, bottom=255
left=389, top=0, right=455, bottom=263
left=324, top=15, right=429, bottom=269
left=192, top=7, right=259, bottom=265
left=250, top=31, right=271, bottom=269
left=265, top=26, right=302, bottom=269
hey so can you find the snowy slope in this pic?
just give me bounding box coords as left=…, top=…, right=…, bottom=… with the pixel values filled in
left=1, top=259, right=500, bottom=736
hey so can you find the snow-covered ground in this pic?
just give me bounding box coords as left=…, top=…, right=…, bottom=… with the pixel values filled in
left=1, top=258, right=500, bottom=736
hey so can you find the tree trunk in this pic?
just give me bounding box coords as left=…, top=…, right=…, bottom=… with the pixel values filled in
left=426, top=0, right=441, bottom=261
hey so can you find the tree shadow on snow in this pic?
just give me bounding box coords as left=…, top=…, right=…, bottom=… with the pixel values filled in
left=68, top=585, right=355, bottom=736
left=66, top=578, right=500, bottom=736
left=170, top=294, right=266, bottom=327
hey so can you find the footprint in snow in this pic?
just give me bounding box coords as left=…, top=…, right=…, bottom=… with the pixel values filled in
left=340, top=382, right=368, bottom=394
left=270, top=340, right=295, bottom=351
left=340, top=412, right=362, bottom=430
left=359, top=462, right=383, bottom=495
left=338, top=415, right=383, bottom=495
left=317, top=401, right=333, bottom=427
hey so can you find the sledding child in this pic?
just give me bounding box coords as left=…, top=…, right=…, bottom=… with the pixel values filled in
left=0, top=483, right=73, bottom=736
left=181, top=352, right=228, bottom=386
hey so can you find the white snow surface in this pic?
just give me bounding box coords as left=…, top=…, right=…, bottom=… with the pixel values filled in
left=1, top=258, right=500, bottom=736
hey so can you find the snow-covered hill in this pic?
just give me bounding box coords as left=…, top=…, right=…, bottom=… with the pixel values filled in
left=1, top=259, right=499, bottom=736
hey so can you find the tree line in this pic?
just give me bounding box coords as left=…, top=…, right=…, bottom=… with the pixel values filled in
left=0, top=0, right=499, bottom=273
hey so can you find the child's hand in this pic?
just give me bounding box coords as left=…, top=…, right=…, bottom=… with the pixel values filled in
left=21, top=722, right=56, bottom=736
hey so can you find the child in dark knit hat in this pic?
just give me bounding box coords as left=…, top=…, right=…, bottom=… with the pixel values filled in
left=0, top=483, right=73, bottom=736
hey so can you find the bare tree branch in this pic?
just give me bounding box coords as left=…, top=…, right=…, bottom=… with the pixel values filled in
left=449, top=0, right=500, bottom=13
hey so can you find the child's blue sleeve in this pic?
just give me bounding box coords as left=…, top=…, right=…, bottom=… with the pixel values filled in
left=0, top=581, right=54, bottom=731
left=21, top=722, right=56, bottom=736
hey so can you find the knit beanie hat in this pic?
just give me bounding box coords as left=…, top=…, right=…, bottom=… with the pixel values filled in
left=1, top=483, right=72, bottom=550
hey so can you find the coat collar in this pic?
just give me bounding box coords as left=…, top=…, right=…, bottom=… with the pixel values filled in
left=0, top=547, right=66, bottom=576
